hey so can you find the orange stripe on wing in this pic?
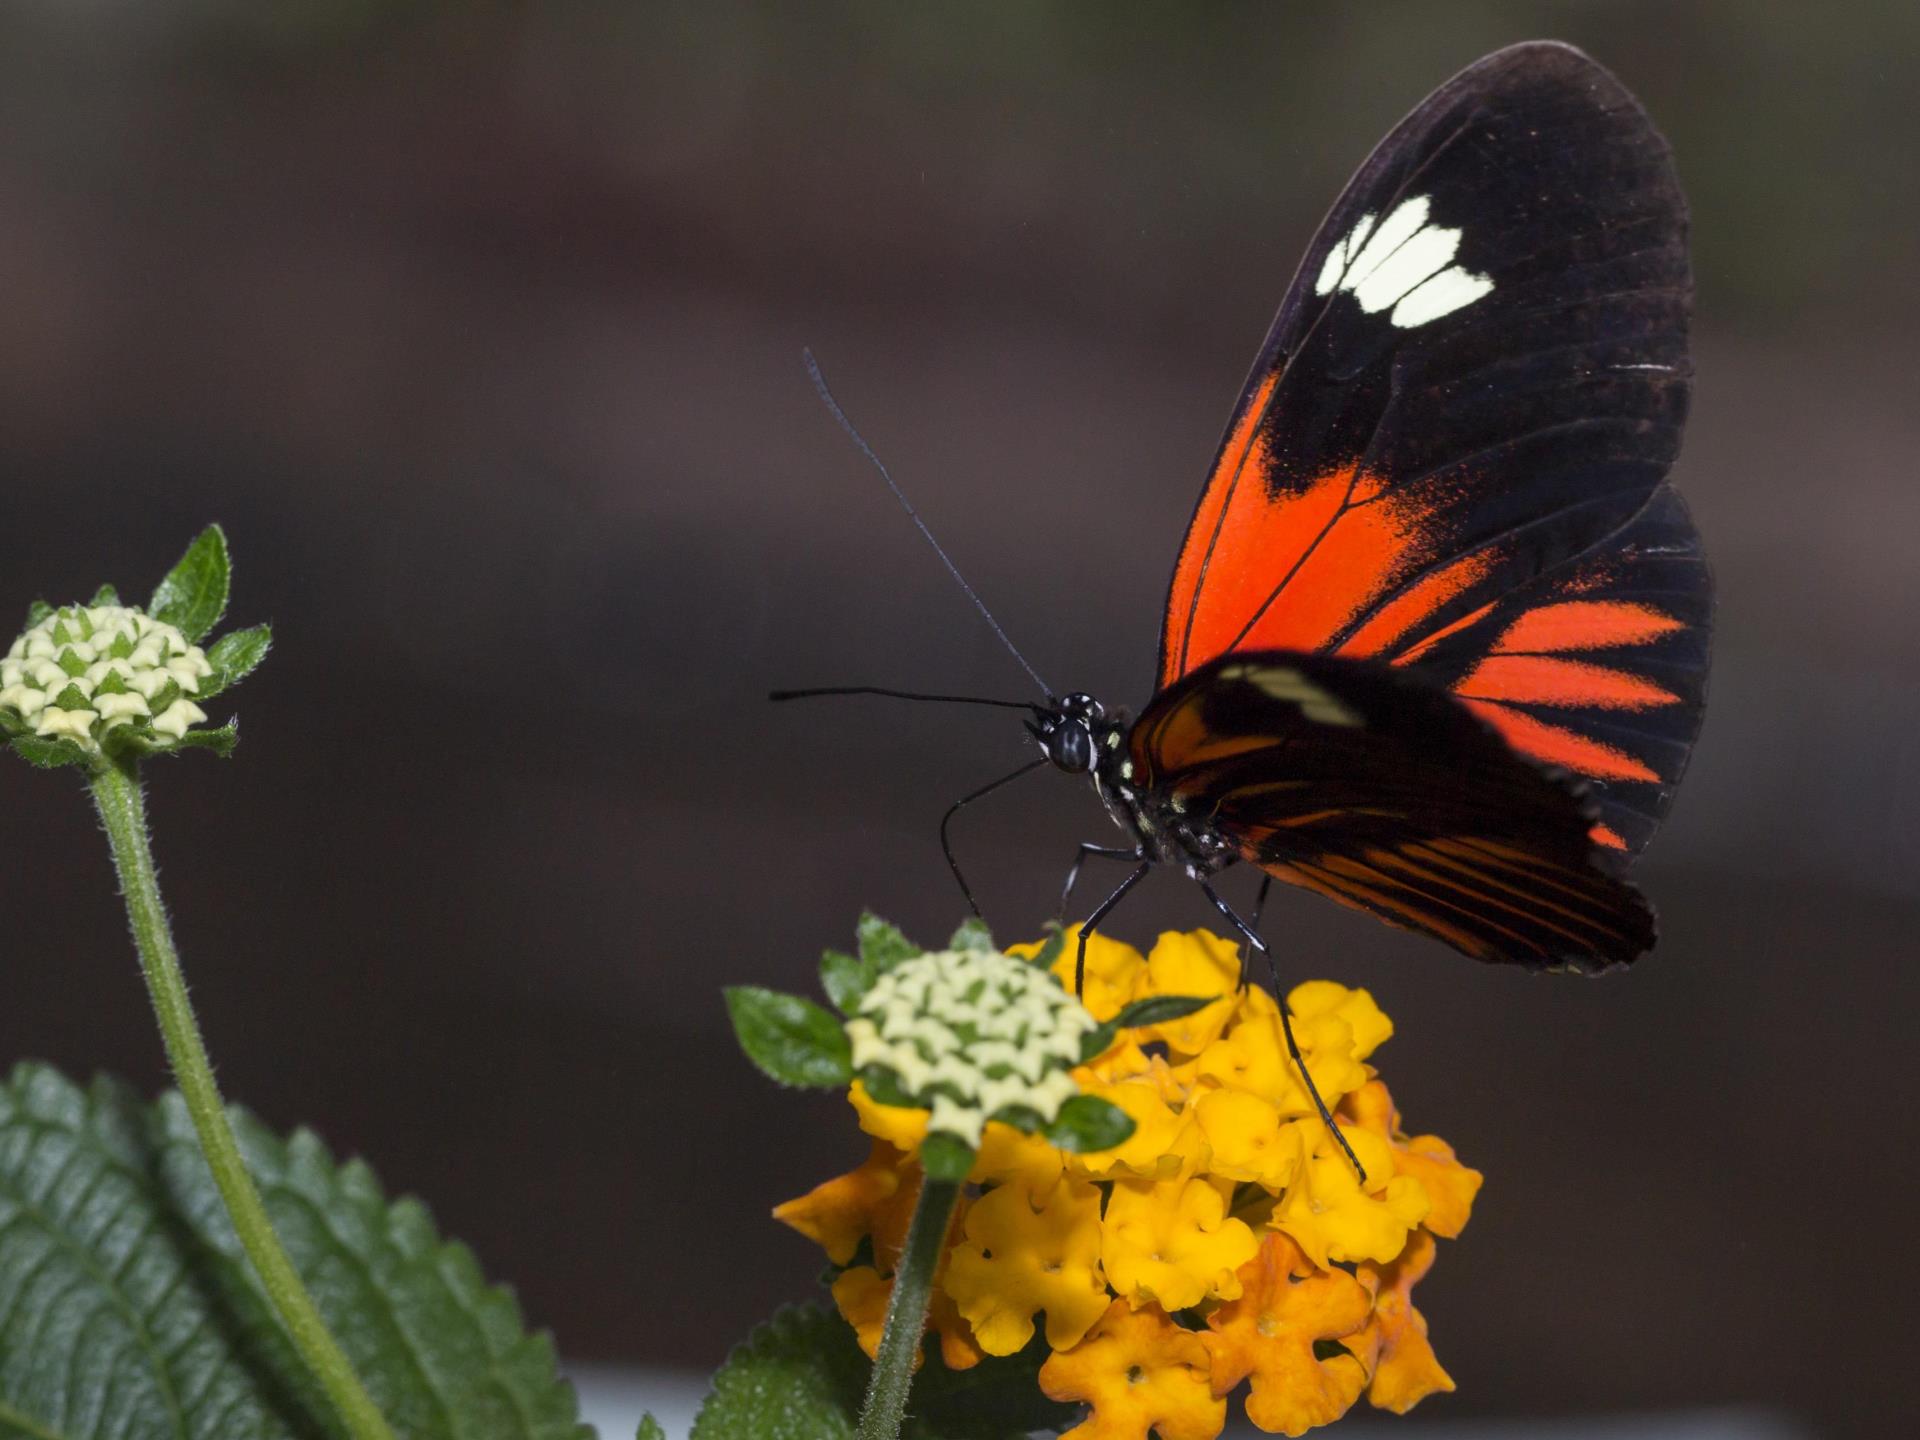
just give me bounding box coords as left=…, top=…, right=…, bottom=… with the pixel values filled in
left=1267, top=860, right=1498, bottom=959
left=1340, top=553, right=1494, bottom=659
left=1391, top=601, right=1497, bottom=667
left=1455, top=655, right=1680, bottom=711
left=1163, top=373, right=1279, bottom=685
left=1590, top=823, right=1628, bottom=850
left=1461, top=699, right=1661, bottom=783
left=1491, top=600, right=1684, bottom=655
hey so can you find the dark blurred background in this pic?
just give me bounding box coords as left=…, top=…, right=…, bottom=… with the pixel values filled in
left=1, top=3, right=1914, bottom=1435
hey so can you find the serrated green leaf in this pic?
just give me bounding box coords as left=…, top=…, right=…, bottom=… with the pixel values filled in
left=202, top=623, right=273, bottom=699
left=919, top=1133, right=975, bottom=1182
left=148, top=525, right=230, bottom=642
left=691, top=1303, right=1059, bottom=1440
left=855, top=912, right=921, bottom=971
left=9, top=734, right=92, bottom=769
left=171, top=720, right=241, bottom=757
left=89, top=583, right=121, bottom=607
left=23, top=599, right=52, bottom=629
left=946, top=917, right=994, bottom=953
left=0, top=710, right=23, bottom=738
left=0, top=1062, right=589, bottom=1439
left=726, top=987, right=853, bottom=1088
left=1045, top=1093, right=1136, bottom=1155
left=1110, top=994, right=1216, bottom=1030
left=819, top=949, right=877, bottom=1015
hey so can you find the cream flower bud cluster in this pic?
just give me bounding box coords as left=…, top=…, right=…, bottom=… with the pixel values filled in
left=846, top=949, right=1099, bottom=1147
left=1, top=605, right=212, bottom=752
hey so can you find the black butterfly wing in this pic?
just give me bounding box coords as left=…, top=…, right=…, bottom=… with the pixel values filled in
left=1128, top=652, right=1654, bottom=971
left=1157, top=41, right=1707, bottom=859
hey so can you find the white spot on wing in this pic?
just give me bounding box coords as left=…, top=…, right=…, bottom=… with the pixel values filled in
left=1314, top=211, right=1376, bottom=295
left=1351, top=224, right=1458, bottom=315
left=1315, top=195, right=1493, bottom=329
left=1391, top=266, right=1494, bottom=328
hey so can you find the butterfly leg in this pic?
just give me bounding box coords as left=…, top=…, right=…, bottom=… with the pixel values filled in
left=939, top=757, right=1050, bottom=919
left=1059, top=843, right=1145, bottom=920
left=1074, top=861, right=1151, bottom=997
left=1233, top=874, right=1275, bottom=991
left=1196, top=877, right=1367, bottom=1184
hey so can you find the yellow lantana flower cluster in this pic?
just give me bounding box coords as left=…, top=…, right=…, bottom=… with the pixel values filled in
left=776, top=928, right=1482, bottom=1438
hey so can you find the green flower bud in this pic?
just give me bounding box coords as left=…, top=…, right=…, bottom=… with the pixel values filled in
left=2, top=605, right=211, bottom=754
left=846, top=948, right=1099, bottom=1148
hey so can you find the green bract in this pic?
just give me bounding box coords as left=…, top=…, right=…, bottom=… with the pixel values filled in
left=0, top=526, right=268, bottom=770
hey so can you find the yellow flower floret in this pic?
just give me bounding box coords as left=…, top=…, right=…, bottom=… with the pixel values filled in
left=944, top=1176, right=1110, bottom=1354
left=1101, top=1176, right=1258, bottom=1311
left=779, top=928, right=1481, bottom=1437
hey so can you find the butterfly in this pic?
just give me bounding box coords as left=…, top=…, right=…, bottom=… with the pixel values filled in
left=783, top=42, right=1709, bottom=1136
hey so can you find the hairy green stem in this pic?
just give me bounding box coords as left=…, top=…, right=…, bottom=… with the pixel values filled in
left=89, top=762, right=396, bottom=1440
left=855, top=1174, right=962, bottom=1440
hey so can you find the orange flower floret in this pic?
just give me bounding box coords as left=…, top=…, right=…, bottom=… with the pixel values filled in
left=1354, top=1229, right=1453, bottom=1412
left=772, top=1137, right=913, bottom=1265
left=1040, top=1299, right=1226, bottom=1440
left=1341, top=1080, right=1482, bottom=1239
left=831, top=1263, right=985, bottom=1373
left=1204, top=1232, right=1372, bottom=1437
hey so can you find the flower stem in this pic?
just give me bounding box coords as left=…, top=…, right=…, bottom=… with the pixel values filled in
left=88, top=761, right=396, bottom=1440
left=855, top=1175, right=962, bottom=1440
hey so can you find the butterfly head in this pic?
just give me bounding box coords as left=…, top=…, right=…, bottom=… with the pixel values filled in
left=1029, top=692, right=1111, bottom=775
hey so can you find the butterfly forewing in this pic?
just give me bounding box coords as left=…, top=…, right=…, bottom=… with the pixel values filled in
left=1129, top=653, right=1655, bottom=971
left=1157, top=41, right=1707, bottom=858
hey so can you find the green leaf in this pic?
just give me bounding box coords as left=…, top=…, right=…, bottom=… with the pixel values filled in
left=947, top=917, right=994, bottom=953
left=1111, top=994, right=1216, bottom=1030
left=148, top=524, right=230, bottom=642
left=726, top=987, right=853, bottom=1088
left=89, top=583, right=121, bottom=607
left=919, top=1133, right=976, bottom=1182
left=23, top=599, right=52, bottom=629
left=691, top=1304, right=1060, bottom=1440
left=0, top=1062, right=589, bottom=1439
left=201, top=623, right=273, bottom=698
left=1076, top=994, right=1218, bottom=1063
left=170, top=719, right=241, bottom=757
left=9, top=734, right=92, bottom=769
left=1045, top=1093, right=1136, bottom=1154
left=1025, top=928, right=1066, bottom=973
left=819, top=949, right=877, bottom=1015
left=856, top=912, right=921, bottom=971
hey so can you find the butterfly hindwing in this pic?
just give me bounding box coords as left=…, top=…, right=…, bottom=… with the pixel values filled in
left=1128, top=652, right=1654, bottom=970
left=1156, top=42, right=1707, bottom=856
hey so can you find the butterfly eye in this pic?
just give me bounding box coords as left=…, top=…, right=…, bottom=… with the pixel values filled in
left=1050, top=721, right=1095, bottom=774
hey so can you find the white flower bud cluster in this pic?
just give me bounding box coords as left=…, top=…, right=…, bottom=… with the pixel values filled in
left=1, top=605, right=212, bottom=752
left=847, top=949, right=1099, bottom=1147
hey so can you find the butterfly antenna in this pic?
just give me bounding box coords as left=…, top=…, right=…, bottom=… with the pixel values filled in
left=802, top=348, right=1055, bottom=701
